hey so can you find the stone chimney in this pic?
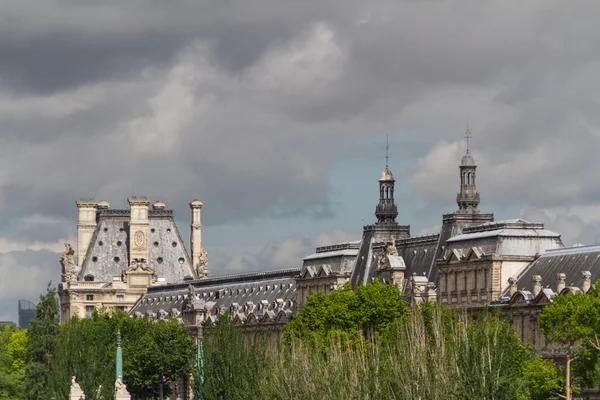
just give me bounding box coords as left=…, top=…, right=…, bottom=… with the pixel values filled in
left=508, top=277, right=518, bottom=297
left=190, top=200, right=204, bottom=272
left=128, top=197, right=151, bottom=263
left=582, top=271, right=592, bottom=293
left=556, top=273, right=566, bottom=293
left=76, top=199, right=99, bottom=266
left=532, top=275, right=542, bottom=297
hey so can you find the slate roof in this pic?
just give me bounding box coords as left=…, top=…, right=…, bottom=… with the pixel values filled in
left=130, top=268, right=299, bottom=318
left=79, top=209, right=195, bottom=283
left=508, top=244, right=600, bottom=294
left=444, top=219, right=563, bottom=257
left=302, top=241, right=360, bottom=276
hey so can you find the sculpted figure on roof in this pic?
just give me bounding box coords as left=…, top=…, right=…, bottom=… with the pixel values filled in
left=196, top=250, right=209, bottom=279
left=386, top=239, right=398, bottom=256
left=60, top=243, right=77, bottom=282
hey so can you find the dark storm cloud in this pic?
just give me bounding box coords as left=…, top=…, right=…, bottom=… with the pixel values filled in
left=3, top=0, right=600, bottom=316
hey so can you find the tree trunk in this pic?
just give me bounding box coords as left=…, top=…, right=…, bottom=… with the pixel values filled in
left=566, top=355, right=571, bottom=400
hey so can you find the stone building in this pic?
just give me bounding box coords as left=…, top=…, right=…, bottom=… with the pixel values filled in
left=58, top=197, right=208, bottom=322
left=129, top=132, right=507, bottom=330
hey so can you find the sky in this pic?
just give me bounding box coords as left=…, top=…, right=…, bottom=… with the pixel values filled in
left=2, top=0, right=600, bottom=322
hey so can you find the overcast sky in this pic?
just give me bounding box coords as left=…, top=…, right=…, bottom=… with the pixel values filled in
left=2, top=0, right=600, bottom=321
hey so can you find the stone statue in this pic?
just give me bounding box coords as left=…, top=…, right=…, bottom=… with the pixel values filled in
left=185, top=284, right=196, bottom=311
left=69, top=376, right=85, bottom=399
left=123, top=258, right=155, bottom=284
left=131, top=258, right=152, bottom=272
left=386, top=239, right=398, bottom=256
left=61, top=243, right=77, bottom=282
left=195, top=250, right=209, bottom=279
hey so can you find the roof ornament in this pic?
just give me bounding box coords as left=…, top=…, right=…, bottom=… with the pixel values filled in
left=465, top=118, right=472, bottom=154
left=385, top=134, right=390, bottom=168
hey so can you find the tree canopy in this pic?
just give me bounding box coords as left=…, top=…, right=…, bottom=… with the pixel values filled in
left=0, top=324, right=27, bottom=399
left=24, top=282, right=60, bottom=400
left=284, top=279, right=408, bottom=342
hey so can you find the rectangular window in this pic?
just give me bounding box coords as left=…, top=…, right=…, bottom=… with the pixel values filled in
left=116, top=306, right=126, bottom=312
left=116, top=295, right=124, bottom=302
left=85, top=305, right=94, bottom=318
left=86, top=295, right=94, bottom=301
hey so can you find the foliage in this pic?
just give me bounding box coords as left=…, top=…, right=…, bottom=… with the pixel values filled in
left=49, top=310, right=195, bottom=399
left=284, top=280, right=408, bottom=343
left=201, top=314, right=267, bottom=400
left=124, top=315, right=195, bottom=397
left=202, top=284, right=544, bottom=400
left=522, top=355, right=562, bottom=400
left=255, top=304, right=534, bottom=399
left=0, top=324, right=27, bottom=399
left=24, top=282, right=60, bottom=400
left=539, top=286, right=600, bottom=397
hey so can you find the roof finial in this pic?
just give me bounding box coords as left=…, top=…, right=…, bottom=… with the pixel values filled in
left=385, top=134, right=390, bottom=167
left=465, top=119, right=472, bottom=154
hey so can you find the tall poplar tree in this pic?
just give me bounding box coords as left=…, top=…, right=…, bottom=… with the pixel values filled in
left=24, top=283, right=60, bottom=400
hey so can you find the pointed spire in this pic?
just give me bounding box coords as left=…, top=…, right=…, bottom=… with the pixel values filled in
left=457, top=127, right=480, bottom=214
left=465, top=119, right=472, bottom=154
left=376, top=136, right=398, bottom=224
left=385, top=134, right=390, bottom=167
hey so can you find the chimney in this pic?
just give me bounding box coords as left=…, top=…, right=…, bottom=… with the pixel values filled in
left=76, top=199, right=99, bottom=266
left=128, top=197, right=151, bottom=263
left=508, top=277, right=518, bottom=297
left=556, top=273, right=566, bottom=293
left=190, top=200, right=204, bottom=269
left=276, top=298, right=285, bottom=313
left=246, top=301, right=255, bottom=315
left=532, top=275, right=542, bottom=297
left=582, top=271, right=592, bottom=293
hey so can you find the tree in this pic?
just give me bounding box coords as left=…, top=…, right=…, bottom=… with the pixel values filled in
left=0, top=324, right=27, bottom=399
left=121, top=316, right=195, bottom=397
left=201, top=314, right=266, bottom=400
left=284, top=280, right=408, bottom=343
left=540, top=285, right=600, bottom=398
left=523, top=355, right=562, bottom=400
left=24, top=282, right=60, bottom=400
left=540, top=290, right=592, bottom=400
left=48, top=310, right=195, bottom=399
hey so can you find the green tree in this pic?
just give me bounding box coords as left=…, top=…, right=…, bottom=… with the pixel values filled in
left=122, top=316, right=195, bottom=397
left=523, top=355, right=562, bottom=400
left=24, top=283, right=59, bottom=400
left=48, top=310, right=194, bottom=399
left=540, top=290, right=591, bottom=400
left=284, top=280, right=408, bottom=343
left=202, top=314, right=266, bottom=400
left=0, top=324, right=27, bottom=399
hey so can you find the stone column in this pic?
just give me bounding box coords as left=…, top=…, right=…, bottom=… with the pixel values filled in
left=190, top=200, right=203, bottom=268
left=76, top=199, right=99, bottom=266
left=128, top=197, right=151, bottom=263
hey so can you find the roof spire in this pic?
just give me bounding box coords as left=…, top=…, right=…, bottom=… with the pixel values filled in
left=465, top=119, right=472, bottom=154
left=385, top=134, right=390, bottom=167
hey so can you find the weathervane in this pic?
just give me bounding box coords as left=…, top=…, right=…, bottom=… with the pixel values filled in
left=385, top=134, right=390, bottom=167
left=465, top=119, right=472, bottom=154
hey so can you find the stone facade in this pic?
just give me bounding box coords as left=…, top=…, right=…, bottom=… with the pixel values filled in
left=59, top=198, right=205, bottom=323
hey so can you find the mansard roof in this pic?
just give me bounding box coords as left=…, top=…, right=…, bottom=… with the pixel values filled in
left=78, top=209, right=194, bottom=283
left=444, top=218, right=563, bottom=259
left=302, top=241, right=359, bottom=277
left=508, top=244, right=600, bottom=295
left=129, top=268, right=299, bottom=320
left=447, top=219, right=560, bottom=242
